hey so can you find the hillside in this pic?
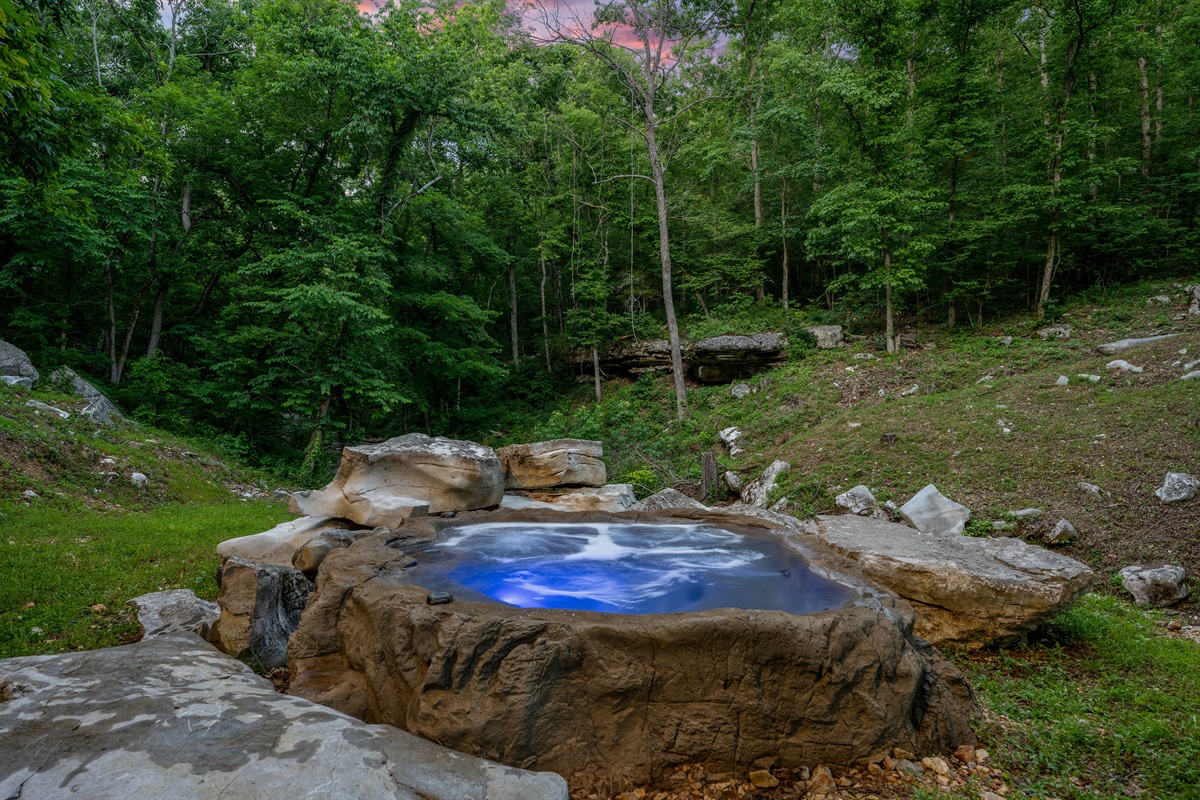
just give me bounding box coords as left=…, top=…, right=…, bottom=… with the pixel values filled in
left=497, top=279, right=1200, bottom=607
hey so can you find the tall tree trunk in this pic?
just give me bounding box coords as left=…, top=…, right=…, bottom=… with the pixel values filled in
left=592, top=345, right=601, bottom=402
left=105, top=263, right=118, bottom=382
left=884, top=243, right=896, bottom=354
left=540, top=250, right=550, bottom=373
left=508, top=262, right=520, bottom=365
left=780, top=178, right=789, bottom=311
left=645, top=117, right=687, bottom=420
left=1138, top=55, right=1152, bottom=175
left=146, top=281, right=167, bottom=357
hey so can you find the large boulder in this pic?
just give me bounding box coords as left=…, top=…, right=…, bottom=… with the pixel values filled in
left=48, top=366, right=124, bottom=425
left=127, top=589, right=219, bottom=639
left=0, top=340, right=38, bottom=384
left=1119, top=565, right=1189, bottom=608
left=288, top=509, right=977, bottom=785
left=899, top=484, right=971, bottom=536
left=1155, top=471, right=1199, bottom=503
left=290, top=433, right=502, bottom=522
left=805, top=325, right=844, bottom=349
left=1188, top=284, right=1200, bottom=316
left=496, top=439, right=606, bottom=490
left=499, top=484, right=634, bottom=512
left=0, top=633, right=568, bottom=800
left=691, top=333, right=788, bottom=383
left=217, top=515, right=353, bottom=567
left=208, top=557, right=312, bottom=670
left=814, top=514, right=1095, bottom=647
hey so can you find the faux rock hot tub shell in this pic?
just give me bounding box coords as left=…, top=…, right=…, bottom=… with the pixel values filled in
left=287, top=509, right=977, bottom=785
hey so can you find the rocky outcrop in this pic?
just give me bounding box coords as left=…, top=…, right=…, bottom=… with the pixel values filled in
left=127, top=589, right=219, bottom=639
left=628, top=488, right=708, bottom=512
left=48, top=367, right=124, bottom=425
left=742, top=460, right=790, bottom=507
left=580, top=333, right=789, bottom=384
left=1096, top=333, right=1179, bottom=354
left=0, top=341, right=38, bottom=384
left=499, top=484, right=634, bottom=512
left=1119, top=565, right=1189, bottom=608
left=209, top=557, right=312, bottom=670
left=899, top=485, right=971, bottom=536
left=814, top=514, right=1095, bottom=647
left=290, top=433, right=502, bottom=523
left=217, top=515, right=354, bottom=567
left=287, top=509, right=977, bottom=784
left=0, top=633, right=568, bottom=800
left=496, top=439, right=606, bottom=490
left=805, top=325, right=844, bottom=349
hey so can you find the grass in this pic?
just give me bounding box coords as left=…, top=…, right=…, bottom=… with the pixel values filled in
left=962, top=595, right=1200, bottom=800
left=0, top=500, right=292, bottom=658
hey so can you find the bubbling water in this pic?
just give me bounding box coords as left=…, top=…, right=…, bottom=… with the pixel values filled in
left=397, top=522, right=858, bottom=615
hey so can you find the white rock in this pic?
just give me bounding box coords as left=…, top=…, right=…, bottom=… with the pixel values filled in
left=1149, top=294, right=1172, bottom=304
left=1119, top=565, right=1189, bottom=608
left=218, top=516, right=354, bottom=567
left=0, top=375, right=32, bottom=388
left=835, top=485, right=877, bottom=516
left=1038, top=324, right=1071, bottom=340
left=805, top=325, right=844, bottom=349
left=730, top=382, right=753, bottom=399
left=500, top=484, right=634, bottom=513
left=898, top=485, right=971, bottom=536
left=1182, top=371, right=1200, bottom=381
left=1008, top=508, right=1043, bottom=521
left=901, top=384, right=919, bottom=397
left=1078, top=482, right=1106, bottom=496
left=1155, top=472, right=1199, bottom=503
left=1056, top=375, right=1069, bottom=385
left=1182, top=359, right=1200, bottom=371
left=1105, top=360, right=1143, bottom=373
left=722, top=471, right=742, bottom=494
left=628, top=488, right=708, bottom=512
left=977, top=375, right=994, bottom=384
left=0, top=340, right=39, bottom=383
left=1045, top=519, right=1077, bottom=545
left=1077, top=374, right=1101, bottom=383
left=25, top=400, right=69, bottom=419
left=131, top=472, right=149, bottom=488
left=1096, top=333, right=1179, bottom=354
left=718, top=426, right=745, bottom=458
left=741, top=460, right=790, bottom=508
left=21, top=490, right=38, bottom=500
left=126, top=589, right=220, bottom=639
left=768, top=497, right=790, bottom=512
left=495, top=439, right=606, bottom=490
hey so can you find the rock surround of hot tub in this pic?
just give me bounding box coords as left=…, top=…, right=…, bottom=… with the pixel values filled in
left=286, top=507, right=978, bottom=786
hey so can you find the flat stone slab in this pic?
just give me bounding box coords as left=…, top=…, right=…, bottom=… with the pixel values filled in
left=0, top=633, right=568, bottom=800
left=217, top=515, right=354, bottom=567
left=814, top=514, right=1095, bottom=647
left=499, top=483, right=634, bottom=512
left=628, top=488, right=708, bottom=512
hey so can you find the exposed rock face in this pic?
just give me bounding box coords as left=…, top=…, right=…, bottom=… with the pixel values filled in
left=127, top=589, right=219, bottom=639
left=835, top=485, right=877, bottom=516
left=1119, top=565, right=1189, bottom=608
left=499, top=484, right=634, bottom=512
left=1155, top=471, right=1199, bottom=503
left=291, top=433, right=502, bottom=522
left=814, top=514, right=1095, bottom=647
left=209, top=557, right=312, bottom=670
left=288, top=509, right=977, bottom=784
left=0, top=633, right=568, bottom=800
left=0, top=340, right=38, bottom=383
left=1096, top=333, right=1179, bottom=354
left=629, top=488, right=708, bottom=512
left=496, top=439, right=606, bottom=490
left=742, top=460, right=790, bottom=507
left=582, top=334, right=788, bottom=384
left=218, top=515, right=353, bottom=567
left=1188, top=284, right=1200, bottom=316
left=805, top=325, right=844, bottom=349
left=48, top=366, right=124, bottom=424
left=899, top=485, right=971, bottom=536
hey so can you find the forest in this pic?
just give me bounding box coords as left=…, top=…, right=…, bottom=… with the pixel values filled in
left=1, top=0, right=1197, bottom=472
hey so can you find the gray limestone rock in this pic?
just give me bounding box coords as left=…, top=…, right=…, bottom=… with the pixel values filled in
left=1183, top=370, right=1200, bottom=381
left=1149, top=294, right=1172, bottom=305
left=1045, top=519, right=1077, bottom=545
left=48, top=367, right=124, bottom=425
left=835, top=485, right=877, bottom=516
left=131, top=471, right=148, bottom=488
left=899, top=485, right=971, bottom=536
left=719, top=426, right=745, bottom=458
left=1155, top=472, right=1199, bottom=503
left=730, top=382, right=753, bottom=399
left=1096, top=333, right=1179, bottom=354
left=741, top=460, right=790, bottom=508
left=25, top=400, right=69, bottom=419
left=1188, top=284, right=1200, bottom=316
left=127, top=589, right=219, bottom=639
left=1119, top=565, right=1189, bottom=608
left=0, top=633, right=568, bottom=800
left=0, top=375, right=32, bottom=388
left=723, top=471, right=743, bottom=495
left=712, top=502, right=816, bottom=533
left=805, top=325, right=844, bottom=349
left=1056, top=375, right=1069, bottom=385
left=0, top=340, right=38, bottom=383
left=815, top=514, right=1095, bottom=647
left=1008, top=508, right=1043, bottom=521
left=209, top=557, right=313, bottom=670
left=629, top=488, right=709, bottom=512
left=1105, top=359, right=1143, bottom=373
left=1038, top=324, right=1071, bottom=340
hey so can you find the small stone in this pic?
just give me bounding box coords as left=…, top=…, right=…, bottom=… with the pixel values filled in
left=899, top=484, right=971, bottom=536
left=768, top=497, right=790, bottom=512
left=809, top=765, right=838, bottom=793
left=748, top=769, right=778, bottom=788
left=90, top=604, right=107, bottom=612
left=981, top=792, right=1004, bottom=800
left=893, top=748, right=916, bottom=761
left=1045, top=519, right=1077, bottom=544
left=975, top=749, right=990, bottom=763
left=1150, top=294, right=1171, bottom=304
left=1167, top=619, right=1182, bottom=631
left=426, top=591, right=454, bottom=605
left=998, top=336, right=1013, bottom=346
left=977, top=375, right=994, bottom=384
left=1038, top=324, right=1071, bottom=340
left=835, top=485, right=877, bottom=516
left=1077, top=373, right=1101, bottom=383
left=902, top=384, right=919, bottom=396
left=131, top=472, right=149, bottom=488
left=1078, top=482, right=1105, bottom=496
left=1008, top=508, right=1043, bottom=521
left=1105, top=359, right=1143, bottom=373
left=1182, top=371, right=1200, bottom=380
left=21, top=490, right=38, bottom=501
left=1156, top=472, right=1199, bottom=503
left=722, top=471, right=742, bottom=494
left=894, top=759, right=923, bottom=776
left=730, top=382, right=753, bottom=399
left=922, top=756, right=951, bottom=777
left=30, top=626, right=43, bottom=634
left=719, top=426, right=744, bottom=458
left=953, top=744, right=976, bottom=763
left=991, top=520, right=1012, bottom=531
left=25, top=400, right=69, bottom=419
left=1120, top=564, right=1188, bottom=608
left=1056, top=375, right=1068, bottom=385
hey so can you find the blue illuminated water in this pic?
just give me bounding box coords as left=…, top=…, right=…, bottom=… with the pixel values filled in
left=396, top=522, right=858, bottom=615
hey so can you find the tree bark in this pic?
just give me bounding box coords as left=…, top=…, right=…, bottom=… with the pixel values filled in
left=780, top=178, right=789, bottom=311
left=592, top=345, right=601, bottom=402
left=540, top=250, right=550, bottom=373
left=509, top=261, right=520, bottom=365
left=884, top=246, right=896, bottom=354
left=646, top=117, right=688, bottom=420
left=1138, top=55, right=1152, bottom=175
left=146, top=281, right=167, bottom=357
